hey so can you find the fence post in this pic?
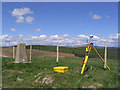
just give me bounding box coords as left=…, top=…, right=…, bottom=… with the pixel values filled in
left=30, top=45, right=32, bottom=61
left=104, top=42, right=107, bottom=69
left=56, top=42, right=59, bottom=63
left=13, top=46, right=15, bottom=59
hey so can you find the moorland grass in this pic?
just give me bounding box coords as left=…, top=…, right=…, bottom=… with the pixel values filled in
left=2, top=56, right=118, bottom=88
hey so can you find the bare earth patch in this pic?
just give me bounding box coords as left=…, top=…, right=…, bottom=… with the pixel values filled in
left=2, top=70, right=23, bottom=74
left=2, top=48, right=74, bottom=58
left=82, top=83, right=103, bottom=88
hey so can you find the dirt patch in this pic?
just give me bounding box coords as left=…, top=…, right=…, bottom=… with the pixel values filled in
left=82, top=83, right=103, bottom=88
left=5, top=74, right=13, bottom=78
left=2, top=48, right=75, bottom=58
left=34, top=72, right=43, bottom=78
left=2, top=70, right=23, bottom=74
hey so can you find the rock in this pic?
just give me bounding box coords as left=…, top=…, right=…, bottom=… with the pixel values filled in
left=42, top=76, right=53, bottom=84
left=75, top=71, right=79, bottom=73
left=96, top=83, right=103, bottom=87
left=34, top=76, right=41, bottom=83
left=52, top=87, right=56, bottom=88
left=84, top=74, right=90, bottom=78
left=88, top=85, right=96, bottom=88
left=34, top=72, right=43, bottom=77
left=17, top=77, right=23, bottom=81
left=82, top=86, right=87, bottom=88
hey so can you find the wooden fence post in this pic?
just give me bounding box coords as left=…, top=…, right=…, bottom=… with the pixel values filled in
left=104, top=42, right=107, bottom=69
left=56, top=42, right=59, bottom=63
left=13, top=46, right=15, bottom=59
left=30, top=45, right=32, bottom=61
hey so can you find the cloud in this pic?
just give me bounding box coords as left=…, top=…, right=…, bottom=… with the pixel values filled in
left=12, top=7, right=34, bottom=24
left=10, top=28, right=16, bottom=32
left=77, top=34, right=89, bottom=38
left=63, top=34, right=69, bottom=37
left=1, top=34, right=118, bottom=47
left=50, top=35, right=59, bottom=38
left=33, top=28, right=41, bottom=32
left=12, top=7, right=33, bottom=16
left=16, top=16, right=24, bottom=23
left=40, top=35, right=47, bottom=39
left=26, top=16, right=34, bottom=24
left=109, top=33, right=119, bottom=39
left=19, top=34, right=24, bottom=37
left=92, top=14, right=102, bottom=20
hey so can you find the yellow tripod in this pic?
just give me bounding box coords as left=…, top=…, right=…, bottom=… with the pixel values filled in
left=80, top=35, right=110, bottom=75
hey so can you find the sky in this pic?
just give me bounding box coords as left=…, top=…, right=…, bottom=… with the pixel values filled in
left=1, top=2, right=119, bottom=47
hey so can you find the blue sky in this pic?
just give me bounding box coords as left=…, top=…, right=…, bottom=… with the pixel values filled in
left=1, top=2, right=119, bottom=47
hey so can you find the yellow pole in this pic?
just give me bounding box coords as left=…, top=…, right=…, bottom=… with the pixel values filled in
left=93, top=46, right=110, bottom=70
left=81, top=45, right=91, bottom=74
left=91, top=38, right=92, bottom=43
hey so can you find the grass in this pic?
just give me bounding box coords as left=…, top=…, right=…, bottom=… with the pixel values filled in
left=2, top=56, right=118, bottom=88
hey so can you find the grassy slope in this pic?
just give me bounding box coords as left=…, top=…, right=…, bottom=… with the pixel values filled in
left=27, top=45, right=118, bottom=60
left=2, top=57, right=118, bottom=88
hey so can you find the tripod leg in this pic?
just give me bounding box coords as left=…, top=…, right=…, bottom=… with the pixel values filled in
left=93, top=46, right=110, bottom=70
left=81, top=56, right=89, bottom=74
left=81, top=45, right=91, bottom=74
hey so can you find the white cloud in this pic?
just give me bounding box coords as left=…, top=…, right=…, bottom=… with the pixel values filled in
left=1, top=34, right=118, bottom=47
left=12, top=7, right=33, bottom=16
left=33, top=28, right=41, bottom=32
left=50, top=35, right=59, bottom=38
left=26, top=16, right=34, bottom=24
left=109, top=33, right=119, bottom=39
left=40, top=35, right=47, bottom=39
left=19, top=34, right=24, bottom=37
left=93, top=35, right=100, bottom=40
left=92, top=14, right=102, bottom=20
left=16, top=16, right=24, bottom=23
left=63, top=34, right=69, bottom=37
left=10, top=28, right=16, bottom=32
left=77, top=34, right=89, bottom=38
left=12, top=7, right=34, bottom=24
left=32, top=36, right=38, bottom=39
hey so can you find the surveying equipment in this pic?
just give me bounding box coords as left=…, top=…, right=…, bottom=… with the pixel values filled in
left=80, top=35, right=110, bottom=75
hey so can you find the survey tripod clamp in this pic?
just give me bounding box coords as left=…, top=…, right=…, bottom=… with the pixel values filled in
left=80, top=35, right=110, bottom=75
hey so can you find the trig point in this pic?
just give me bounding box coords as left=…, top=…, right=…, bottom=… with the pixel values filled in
left=14, top=43, right=28, bottom=63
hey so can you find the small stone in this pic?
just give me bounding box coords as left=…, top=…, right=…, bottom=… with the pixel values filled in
left=42, top=76, right=53, bottom=84
left=84, top=74, right=90, bottom=78
left=17, top=77, right=23, bottom=81
left=88, top=85, right=96, bottom=88
left=82, top=86, right=87, bottom=88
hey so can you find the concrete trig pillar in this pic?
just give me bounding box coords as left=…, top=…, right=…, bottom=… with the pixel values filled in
left=14, top=43, right=28, bottom=63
